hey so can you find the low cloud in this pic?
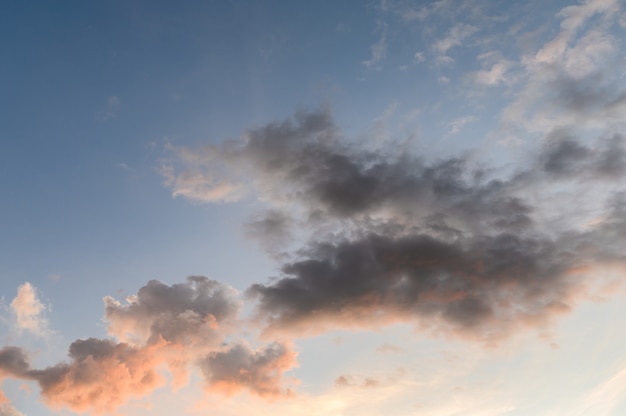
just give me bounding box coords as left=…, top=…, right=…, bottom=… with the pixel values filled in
left=104, top=276, right=240, bottom=347
left=200, top=342, right=297, bottom=398
left=29, top=339, right=166, bottom=413
left=0, top=278, right=298, bottom=414
left=161, top=105, right=626, bottom=343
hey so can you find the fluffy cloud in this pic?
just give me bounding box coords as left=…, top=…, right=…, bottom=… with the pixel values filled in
left=29, top=339, right=166, bottom=413
left=0, top=278, right=298, bottom=414
left=154, top=0, right=626, bottom=344
left=104, top=276, right=240, bottom=347
left=0, top=348, right=30, bottom=379
left=162, top=105, right=626, bottom=343
left=249, top=231, right=590, bottom=339
left=10, top=282, right=49, bottom=337
left=200, top=342, right=297, bottom=398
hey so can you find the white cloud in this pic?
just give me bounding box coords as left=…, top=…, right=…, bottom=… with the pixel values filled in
left=363, top=24, right=388, bottom=69
left=502, top=0, right=625, bottom=135
left=445, top=115, right=477, bottom=136
left=432, top=23, right=478, bottom=56
left=10, top=282, right=49, bottom=337
left=472, top=53, right=514, bottom=86
left=159, top=143, right=246, bottom=204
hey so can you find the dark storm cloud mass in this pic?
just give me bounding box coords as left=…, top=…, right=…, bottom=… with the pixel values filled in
left=159, top=106, right=626, bottom=340
left=248, top=231, right=587, bottom=338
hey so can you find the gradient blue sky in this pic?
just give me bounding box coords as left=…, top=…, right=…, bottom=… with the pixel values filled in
left=2, top=1, right=626, bottom=415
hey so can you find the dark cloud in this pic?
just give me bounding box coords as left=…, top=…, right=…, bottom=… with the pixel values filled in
left=164, top=109, right=546, bottom=238
left=248, top=230, right=590, bottom=339
left=104, top=276, right=240, bottom=346
left=199, top=342, right=297, bottom=398
left=593, top=134, right=626, bottom=178
left=540, top=135, right=591, bottom=176
left=0, top=277, right=298, bottom=414
left=162, top=108, right=626, bottom=342
left=0, top=347, right=30, bottom=378
left=536, top=131, right=626, bottom=179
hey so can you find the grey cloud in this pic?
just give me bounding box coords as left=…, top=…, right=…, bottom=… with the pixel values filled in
left=25, top=338, right=165, bottom=413
left=104, top=276, right=240, bottom=346
left=0, top=340, right=167, bottom=413
left=536, top=131, right=626, bottom=179
left=540, top=136, right=591, bottom=176
left=248, top=230, right=586, bottom=339
left=594, top=134, right=626, bottom=178
left=245, top=210, right=293, bottom=256
left=199, top=342, right=297, bottom=397
left=165, top=109, right=542, bottom=236
left=0, top=347, right=30, bottom=378
left=0, top=276, right=298, bottom=413
left=163, top=108, right=626, bottom=341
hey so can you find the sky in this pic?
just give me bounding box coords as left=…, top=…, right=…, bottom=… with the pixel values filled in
left=2, top=0, right=626, bottom=415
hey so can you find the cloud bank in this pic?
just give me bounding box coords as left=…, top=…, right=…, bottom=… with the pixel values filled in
left=162, top=106, right=626, bottom=341
left=0, top=278, right=297, bottom=414
left=159, top=0, right=626, bottom=343
left=3, top=0, right=626, bottom=413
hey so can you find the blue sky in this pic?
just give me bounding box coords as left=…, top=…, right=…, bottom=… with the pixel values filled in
left=2, top=1, right=626, bottom=415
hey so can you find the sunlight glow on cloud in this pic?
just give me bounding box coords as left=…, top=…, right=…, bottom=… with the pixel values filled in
left=10, top=282, right=49, bottom=337
left=1, top=278, right=298, bottom=414
left=2, top=0, right=626, bottom=414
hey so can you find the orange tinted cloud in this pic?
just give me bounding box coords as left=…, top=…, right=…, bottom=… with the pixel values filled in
left=0, top=278, right=298, bottom=414
left=200, top=342, right=298, bottom=398
left=30, top=339, right=166, bottom=414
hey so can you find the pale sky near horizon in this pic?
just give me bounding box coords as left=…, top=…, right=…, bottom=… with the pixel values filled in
left=2, top=1, right=626, bottom=415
